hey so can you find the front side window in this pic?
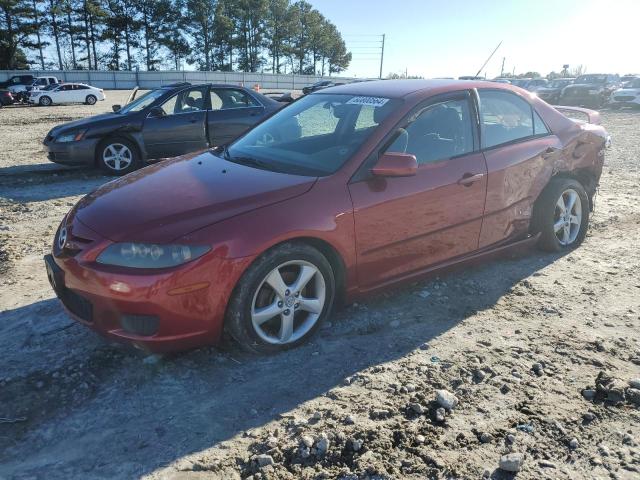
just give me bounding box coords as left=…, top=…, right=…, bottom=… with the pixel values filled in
left=386, top=98, right=474, bottom=164
left=210, top=88, right=257, bottom=110
left=478, top=90, right=536, bottom=148
left=224, top=93, right=399, bottom=176
left=119, top=89, right=167, bottom=114
left=158, top=87, right=207, bottom=115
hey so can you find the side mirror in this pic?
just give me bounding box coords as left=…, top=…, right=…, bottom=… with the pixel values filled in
left=148, top=106, right=166, bottom=118
left=112, top=104, right=121, bottom=112
left=371, top=152, right=418, bottom=177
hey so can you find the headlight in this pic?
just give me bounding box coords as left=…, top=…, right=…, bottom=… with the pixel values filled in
left=96, top=243, right=211, bottom=268
left=56, top=129, right=87, bottom=142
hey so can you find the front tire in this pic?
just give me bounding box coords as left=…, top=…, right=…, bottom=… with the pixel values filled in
left=532, top=177, right=590, bottom=252
left=97, top=137, right=140, bottom=175
left=85, top=94, right=97, bottom=105
left=39, top=96, right=52, bottom=106
left=225, top=243, right=336, bottom=354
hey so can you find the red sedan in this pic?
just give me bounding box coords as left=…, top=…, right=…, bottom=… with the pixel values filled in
left=45, top=80, right=609, bottom=354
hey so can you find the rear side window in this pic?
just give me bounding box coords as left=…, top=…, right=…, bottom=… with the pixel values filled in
left=478, top=90, right=548, bottom=148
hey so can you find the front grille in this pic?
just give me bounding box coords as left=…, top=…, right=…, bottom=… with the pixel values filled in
left=614, top=96, right=635, bottom=102
left=60, top=288, right=93, bottom=322
left=120, top=314, right=159, bottom=336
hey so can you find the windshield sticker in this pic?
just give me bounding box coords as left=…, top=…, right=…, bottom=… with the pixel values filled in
left=346, top=96, right=389, bottom=107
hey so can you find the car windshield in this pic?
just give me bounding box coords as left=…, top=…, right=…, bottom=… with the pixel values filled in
left=576, top=75, right=606, bottom=84
left=550, top=80, right=572, bottom=88
left=629, top=79, right=640, bottom=88
left=118, top=89, right=165, bottom=113
left=224, top=93, right=400, bottom=176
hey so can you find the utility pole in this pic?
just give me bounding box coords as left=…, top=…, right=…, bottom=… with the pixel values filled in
left=500, top=57, right=505, bottom=77
left=379, top=34, right=385, bottom=79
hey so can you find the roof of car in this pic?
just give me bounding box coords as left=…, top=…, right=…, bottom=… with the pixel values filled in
left=316, top=79, right=509, bottom=99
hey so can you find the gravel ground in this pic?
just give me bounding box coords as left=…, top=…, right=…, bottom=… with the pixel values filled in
left=0, top=102, right=639, bottom=480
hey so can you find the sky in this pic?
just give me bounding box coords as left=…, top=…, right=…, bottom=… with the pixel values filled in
left=309, top=0, right=640, bottom=79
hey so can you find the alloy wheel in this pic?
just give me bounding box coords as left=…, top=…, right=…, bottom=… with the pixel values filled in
left=554, top=188, right=582, bottom=246
left=251, top=260, right=326, bottom=345
left=103, top=143, right=133, bottom=172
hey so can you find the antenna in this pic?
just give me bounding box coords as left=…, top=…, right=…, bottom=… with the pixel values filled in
left=475, top=41, right=502, bottom=78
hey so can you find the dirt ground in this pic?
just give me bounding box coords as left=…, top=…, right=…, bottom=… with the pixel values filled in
left=0, top=94, right=639, bottom=480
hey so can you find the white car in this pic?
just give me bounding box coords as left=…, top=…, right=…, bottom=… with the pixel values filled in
left=29, top=83, right=105, bottom=106
left=609, top=78, right=640, bottom=109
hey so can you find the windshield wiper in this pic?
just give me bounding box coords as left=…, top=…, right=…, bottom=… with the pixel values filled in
left=225, top=153, right=279, bottom=172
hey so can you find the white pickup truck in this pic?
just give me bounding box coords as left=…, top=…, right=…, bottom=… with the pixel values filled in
left=10, top=76, right=60, bottom=94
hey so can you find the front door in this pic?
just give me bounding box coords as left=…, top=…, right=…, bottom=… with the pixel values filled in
left=348, top=94, right=488, bottom=289
left=207, top=87, right=265, bottom=146
left=143, top=85, right=209, bottom=159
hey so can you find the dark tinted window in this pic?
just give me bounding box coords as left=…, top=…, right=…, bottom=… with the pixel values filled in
left=478, top=90, right=535, bottom=148
left=386, top=98, right=474, bottom=164
left=75, top=85, right=90, bottom=90
left=59, top=85, right=73, bottom=91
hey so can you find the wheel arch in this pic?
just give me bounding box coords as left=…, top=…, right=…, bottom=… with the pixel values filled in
left=549, top=168, right=598, bottom=210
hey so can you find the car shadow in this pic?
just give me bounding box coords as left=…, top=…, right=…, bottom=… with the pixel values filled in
left=0, top=247, right=568, bottom=478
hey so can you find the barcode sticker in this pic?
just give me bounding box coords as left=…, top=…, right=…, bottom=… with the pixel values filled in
left=346, top=96, right=389, bottom=107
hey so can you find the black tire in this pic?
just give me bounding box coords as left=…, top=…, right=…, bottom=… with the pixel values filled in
left=97, top=137, right=141, bottom=176
left=85, top=94, right=97, bottom=105
left=225, top=242, right=336, bottom=354
left=39, top=96, right=52, bottom=106
left=532, top=177, right=590, bottom=252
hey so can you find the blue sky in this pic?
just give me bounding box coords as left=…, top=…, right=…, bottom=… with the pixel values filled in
left=310, top=0, right=640, bottom=78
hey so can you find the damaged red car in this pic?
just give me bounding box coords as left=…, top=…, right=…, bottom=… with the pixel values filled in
left=45, top=80, right=610, bottom=354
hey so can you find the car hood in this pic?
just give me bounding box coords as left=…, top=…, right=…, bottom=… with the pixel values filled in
left=564, top=83, right=603, bottom=90
left=49, top=112, right=123, bottom=136
left=74, top=151, right=317, bottom=243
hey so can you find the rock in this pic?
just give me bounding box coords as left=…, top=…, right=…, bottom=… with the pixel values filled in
left=595, top=371, right=626, bottom=404
left=623, top=433, right=635, bottom=446
left=539, top=460, right=556, bottom=468
left=435, top=407, right=446, bottom=422
left=482, top=469, right=491, bottom=478
left=499, top=453, right=524, bottom=473
left=315, top=435, right=330, bottom=456
left=299, top=446, right=310, bottom=459
left=532, top=363, right=544, bottom=376
left=301, top=435, right=314, bottom=448
left=583, top=412, right=597, bottom=422
left=500, top=384, right=511, bottom=394
left=505, top=434, right=516, bottom=445
left=480, top=432, right=493, bottom=444
left=409, top=402, right=426, bottom=414
left=473, top=369, right=486, bottom=383
left=435, top=389, right=458, bottom=410
left=404, top=383, right=417, bottom=392
left=569, top=438, right=579, bottom=450
left=629, top=378, right=640, bottom=389
left=415, top=434, right=425, bottom=444
left=371, top=408, right=391, bottom=419
left=254, top=454, right=274, bottom=467
left=312, top=411, right=322, bottom=421
left=582, top=389, right=596, bottom=401
left=344, top=414, right=356, bottom=425
left=351, top=438, right=363, bottom=451
left=626, top=388, right=640, bottom=406
left=265, top=436, right=278, bottom=449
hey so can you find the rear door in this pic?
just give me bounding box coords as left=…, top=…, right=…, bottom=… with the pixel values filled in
left=476, top=89, right=561, bottom=248
left=143, top=85, right=209, bottom=159
left=207, top=87, right=265, bottom=146
left=348, top=92, right=488, bottom=288
left=54, top=84, right=73, bottom=103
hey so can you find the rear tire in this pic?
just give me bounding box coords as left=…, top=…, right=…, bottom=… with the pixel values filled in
left=97, top=137, right=140, bottom=176
left=85, top=94, right=97, bottom=105
left=39, top=96, right=52, bottom=106
left=532, top=177, right=590, bottom=252
left=225, top=243, right=336, bottom=354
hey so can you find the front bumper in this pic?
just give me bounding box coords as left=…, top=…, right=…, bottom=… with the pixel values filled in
left=45, top=218, right=253, bottom=352
left=608, top=95, right=640, bottom=107
left=43, top=137, right=98, bottom=165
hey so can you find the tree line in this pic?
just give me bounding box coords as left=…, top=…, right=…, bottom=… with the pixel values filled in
left=0, top=0, right=352, bottom=75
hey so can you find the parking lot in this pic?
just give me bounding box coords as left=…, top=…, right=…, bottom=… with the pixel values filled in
left=1, top=95, right=639, bottom=479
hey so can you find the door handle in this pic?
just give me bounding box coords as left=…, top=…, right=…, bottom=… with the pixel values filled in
left=457, top=173, right=484, bottom=186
